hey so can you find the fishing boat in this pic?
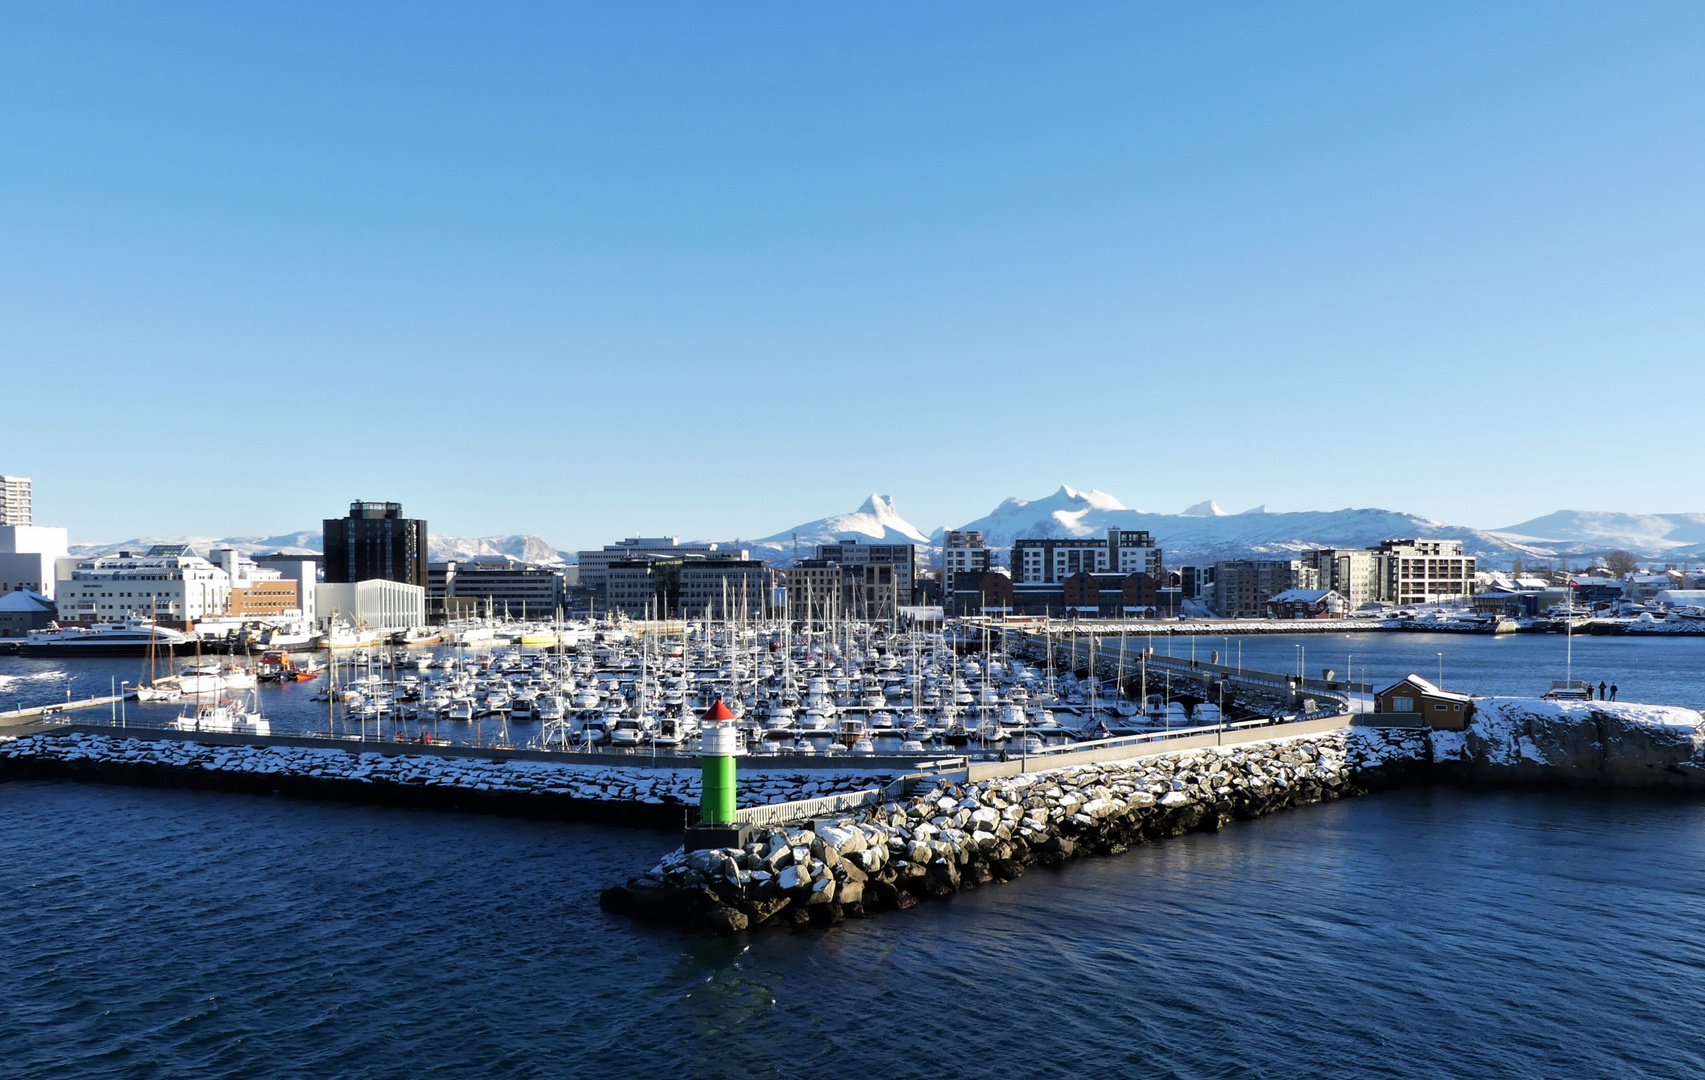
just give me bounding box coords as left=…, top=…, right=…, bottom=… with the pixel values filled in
left=171, top=691, right=271, bottom=736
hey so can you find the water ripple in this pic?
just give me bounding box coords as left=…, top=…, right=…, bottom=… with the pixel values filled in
left=2, top=782, right=1704, bottom=1078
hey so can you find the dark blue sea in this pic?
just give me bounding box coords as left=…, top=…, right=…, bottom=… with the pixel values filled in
left=6, top=632, right=1705, bottom=1077
left=2, top=780, right=1703, bottom=1079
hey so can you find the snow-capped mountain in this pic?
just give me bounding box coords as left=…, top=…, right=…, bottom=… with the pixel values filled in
left=743, top=495, right=932, bottom=565
left=1493, top=511, right=1705, bottom=560
left=70, top=532, right=323, bottom=558
left=952, top=486, right=1550, bottom=566
left=430, top=534, right=572, bottom=565
left=1178, top=500, right=1229, bottom=517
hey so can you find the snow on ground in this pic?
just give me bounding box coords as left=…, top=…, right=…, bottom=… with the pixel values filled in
left=0, top=732, right=894, bottom=807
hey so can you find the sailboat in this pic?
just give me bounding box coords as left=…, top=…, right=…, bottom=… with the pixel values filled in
left=135, top=601, right=183, bottom=701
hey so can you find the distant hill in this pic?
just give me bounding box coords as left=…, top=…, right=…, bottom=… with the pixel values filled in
left=72, top=531, right=572, bottom=565
left=70, top=532, right=323, bottom=558
left=1493, top=511, right=1705, bottom=560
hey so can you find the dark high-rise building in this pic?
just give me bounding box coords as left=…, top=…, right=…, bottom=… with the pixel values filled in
left=323, top=501, right=427, bottom=586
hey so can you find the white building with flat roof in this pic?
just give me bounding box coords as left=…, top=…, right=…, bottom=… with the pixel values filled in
left=316, top=580, right=425, bottom=632
left=56, top=547, right=232, bottom=624
left=0, top=524, right=69, bottom=600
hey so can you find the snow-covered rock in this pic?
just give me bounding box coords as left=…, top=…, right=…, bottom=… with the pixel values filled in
left=1433, top=698, right=1705, bottom=788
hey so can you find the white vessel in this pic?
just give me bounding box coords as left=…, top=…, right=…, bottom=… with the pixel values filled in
left=171, top=695, right=271, bottom=736
left=21, top=619, right=196, bottom=657
left=322, top=623, right=380, bottom=649
left=177, top=664, right=227, bottom=695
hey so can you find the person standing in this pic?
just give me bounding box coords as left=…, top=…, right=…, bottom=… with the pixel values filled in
left=1599, top=680, right=1608, bottom=700
left=1610, top=683, right=1619, bottom=701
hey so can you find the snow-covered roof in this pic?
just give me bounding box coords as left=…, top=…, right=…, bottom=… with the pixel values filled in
left=1376, top=673, right=1474, bottom=703
left=0, top=590, right=53, bottom=612
left=1655, top=589, right=1705, bottom=606
left=1268, top=589, right=1338, bottom=603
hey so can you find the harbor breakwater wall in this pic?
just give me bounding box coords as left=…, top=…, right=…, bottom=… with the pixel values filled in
left=0, top=729, right=895, bottom=827
left=604, top=698, right=1705, bottom=935
left=602, top=728, right=1432, bottom=933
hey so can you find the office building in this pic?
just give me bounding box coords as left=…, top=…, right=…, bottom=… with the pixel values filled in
left=678, top=557, right=772, bottom=619
left=784, top=560, right=903, bottom=622
left=55, top=546, right=234, bottom=625
left=323, top=501, right=427, bottom=587
left=605, top=553, right=771, bottom=619
left=814, top=540, right=918, bottom=603
left=576, top=537, right=720, bottom=593
left=432, top=559, right=567, bottom=621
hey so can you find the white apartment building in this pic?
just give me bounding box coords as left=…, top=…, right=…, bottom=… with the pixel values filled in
left=1303, top=548, right=1383, bottom=610
left=56, top=548, right=232, bottom=624
left=1376, top=539, right=1476, bottom=604
left=0, top=476, right=31, bottom=526
left=1013, top=529, right=1162, bottom=584
left=941, top=531, right=991, bottom=596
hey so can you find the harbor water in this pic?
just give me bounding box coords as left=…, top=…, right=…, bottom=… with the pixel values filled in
left=5, top=630, right=1705, bottom=1078
left=4, top=630, right=1703, bottom=741
left=2, top=782, right=1702, bottom=1078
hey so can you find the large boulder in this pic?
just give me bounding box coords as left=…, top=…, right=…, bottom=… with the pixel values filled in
left=806, top=877, right=837, bottom=906
left=924, top=858, right=961, bottom=896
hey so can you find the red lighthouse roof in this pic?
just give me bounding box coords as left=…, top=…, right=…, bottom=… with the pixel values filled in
left=701, top=699, right=736, bottom=722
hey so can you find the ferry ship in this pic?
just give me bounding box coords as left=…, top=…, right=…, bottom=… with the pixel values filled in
left=20, top=619, right=197, bottom=657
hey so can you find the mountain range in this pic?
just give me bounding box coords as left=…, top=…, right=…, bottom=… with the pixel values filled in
left=69, top=489, right=1705, bottom=572
left=70, top=532, right=573, bottom=565
left=746, top=488, right=1705, bottom=568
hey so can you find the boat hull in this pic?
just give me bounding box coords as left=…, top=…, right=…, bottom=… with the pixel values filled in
left=18, top=641, right=200, bottom=657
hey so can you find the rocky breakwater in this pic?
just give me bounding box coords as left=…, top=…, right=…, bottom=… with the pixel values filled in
left=602, top=729, right=1429, bottom=934
left=1432, top=698, right=1705, bottom=789
left=0, top=730, right=892, bottom=825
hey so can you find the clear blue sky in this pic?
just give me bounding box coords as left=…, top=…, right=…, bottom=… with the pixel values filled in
left=3, top=3, right=1701, bottom=547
